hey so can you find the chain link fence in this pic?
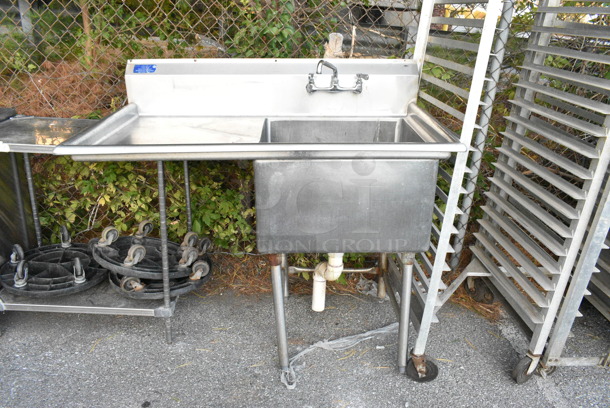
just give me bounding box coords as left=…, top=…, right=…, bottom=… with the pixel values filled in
left=1, top=0, right=423, bottom=250
left=0, top=0, right=539, bottom=256
left=1, top=0, right=420, bottom=118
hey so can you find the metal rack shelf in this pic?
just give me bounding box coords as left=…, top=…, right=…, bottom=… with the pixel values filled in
left=541, top=173, right=610, bottom=370
left=466, top=0, right=610, bottom=382
left=0, top=281, right=175, bottom=317
left=380, top=0, right=507, bottom=380
left=0, top=116, right=195, bottom=342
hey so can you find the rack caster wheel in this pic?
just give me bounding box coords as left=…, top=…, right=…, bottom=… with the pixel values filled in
left=98, top=226, right=119, bottom=247
left=466, top=278, right=494, bottom=304
left=13, top=261, right=29, bottom=288
left=73, top=257, right=86, bottom=284
left=123, top=244, right=146, bottom=267
left=405, top=357, right=439, bottom=382
left=197, top=237, right=212, bottom=254
left=512, top=356, right=536, bottom=384
left=120, top=276, right=145, bottom=292
left=181, top=232, right=199, bottom=248
left=190, top=260, right=210, bottom=280
left=179, top=247, right=198, bottom=268
left=136, top=220, right=154, bottom=238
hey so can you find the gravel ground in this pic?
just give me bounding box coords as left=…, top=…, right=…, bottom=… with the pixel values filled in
left=0, top=285, right=608, bottom=408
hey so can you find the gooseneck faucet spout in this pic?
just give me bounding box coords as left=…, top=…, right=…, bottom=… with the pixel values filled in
left=306, top=59, right=368, bottom=94
left=316, top=60, right=337, bottom=74
left=316, top=60, right=339, bottom=86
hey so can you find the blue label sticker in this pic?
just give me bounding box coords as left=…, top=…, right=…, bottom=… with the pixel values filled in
left=133, top=64, right=157, bottom=74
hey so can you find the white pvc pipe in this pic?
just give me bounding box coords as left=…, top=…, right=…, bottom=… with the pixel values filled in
left=312, top=273, right=327, bottom=312
left=312, top=253, right=344, bottom=312
left=325, top=253, right=344, bottom=281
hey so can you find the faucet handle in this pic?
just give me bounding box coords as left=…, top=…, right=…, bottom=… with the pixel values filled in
left=306, top=73, right=316, bottom=93
left=353, top=73, right=369, bottom=94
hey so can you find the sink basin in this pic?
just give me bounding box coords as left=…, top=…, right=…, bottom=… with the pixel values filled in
left=255, top=110, right=458, bottom=254
left=260, top=118, right=429, bottom=144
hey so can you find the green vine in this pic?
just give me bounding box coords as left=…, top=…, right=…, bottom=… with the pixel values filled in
left=34, top=158, right=255, bottom=252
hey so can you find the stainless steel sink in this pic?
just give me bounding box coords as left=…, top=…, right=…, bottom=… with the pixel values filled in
left=54, top=58, right=464, bottom=161
left=261, top=119, right=400, bottom=143
left=55, top=111, right=463, bottom=161
left=49, top=58, right=464, bottom=253
left=255, top=157, right=440, bottom=253
left=260, top=118, right=430, bottom=144
left=255, top=109, right=457, bottom=254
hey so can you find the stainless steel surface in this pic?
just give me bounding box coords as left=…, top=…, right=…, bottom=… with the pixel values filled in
left=316, top=60, right=337, bottom=76
left=23, top=153, right=42, bottom=247
left=10, top=153, right=30, bottom=250
left=398, top=254, right=414, bottom=374
left=543, top=175, right=610, bottom=367
left=157, top=161, right=173, bottom=344
left=0, top=116, right=96, bottom=153
left=255, top=159, right=438, bottom=254
left=0, top=107, right=17, bottom=122
left=260, top=116, right=454, bottom=146
left=271, top=261, right=289, bottom=370
left=411, top=0, right=503, bottom=357
left=66, top=150, right=458, bottom=162
left=0, top=152, right=180, bottom=340
left=449, top=0, right=514, bottom=271
left=386, top=253, right=439, bottom=329
left=54, top=58, right=466, bottom=160
left=470, top=0, right=610, bottom=375
left=47, top=56, right=471, bottom=375
left=589, top=243, right=610, bottom=320
left=55, top=109, right=464, bottom=160
left=280, top=253, right=289, bottom=298
left=121, top=58, right=419, bottom=117
left=183, top=161, right=193, bottom=231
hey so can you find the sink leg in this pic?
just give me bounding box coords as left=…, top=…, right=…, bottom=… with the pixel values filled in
left=398, top=253, right=414, bottom=374
left=271, top=254, right=289, bottom=370
left=281, top=253, right=289, bottom=298
left=378, top=253, right=387, bottom=299
left=183, top=161, right=192, bottom=231
left=158, top=160, right=173, bottom=344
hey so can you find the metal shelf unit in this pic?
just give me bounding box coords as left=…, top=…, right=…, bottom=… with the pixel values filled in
left=382, top=0, right=506, bottom=377
left=0, top=119, right=196, bottom=342
left=541, top=173, right=610, bottom=370
left=467, top=0, right=610, bottom=381
left=412, top=0, right=517, bottom=312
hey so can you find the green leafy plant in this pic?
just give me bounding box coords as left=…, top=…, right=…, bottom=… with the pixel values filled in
left=34, top=158, right=255, bottom=252
left=227, top=0, right=304, bottom=57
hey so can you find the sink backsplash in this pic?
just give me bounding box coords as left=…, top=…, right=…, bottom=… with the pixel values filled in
left=125, top=59, right=419, bottom=117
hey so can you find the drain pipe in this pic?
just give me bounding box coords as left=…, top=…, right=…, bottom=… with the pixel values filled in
left=312, top=253, right=344, bottom=312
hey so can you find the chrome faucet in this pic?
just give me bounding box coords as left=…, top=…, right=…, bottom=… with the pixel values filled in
left=316, top=60, right=339, bottom=88
left=306, top=59, right=369, bottom=94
